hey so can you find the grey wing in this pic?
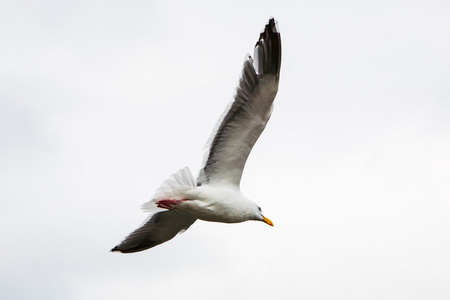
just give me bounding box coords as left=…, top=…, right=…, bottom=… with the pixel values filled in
left=111, top=211, right=196, bottom=253
left=197, top=18, right=282, bottom=186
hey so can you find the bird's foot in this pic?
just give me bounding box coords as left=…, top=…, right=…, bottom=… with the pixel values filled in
left=156, top=199, right=183, bottom=210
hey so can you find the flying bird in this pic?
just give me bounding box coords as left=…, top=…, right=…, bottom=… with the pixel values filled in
left=112, top=18, right=281, bottom=253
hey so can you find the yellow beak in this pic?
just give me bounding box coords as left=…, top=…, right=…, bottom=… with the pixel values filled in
left=262, top=215, right=274, bottom=226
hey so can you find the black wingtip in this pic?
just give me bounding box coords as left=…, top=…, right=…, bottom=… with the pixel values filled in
left=268, top=17, right=279, bottom=32
left=255, top=18, right=282, bottom=76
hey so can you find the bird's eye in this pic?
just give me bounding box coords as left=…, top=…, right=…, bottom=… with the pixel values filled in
left=258, top=206, right=262, bottom=212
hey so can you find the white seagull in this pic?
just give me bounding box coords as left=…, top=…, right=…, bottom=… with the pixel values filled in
left=112, top=18, right=281, bottom=253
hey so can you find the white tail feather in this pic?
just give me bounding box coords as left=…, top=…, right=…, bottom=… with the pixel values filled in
left=141, top=167, right=197, bottom=213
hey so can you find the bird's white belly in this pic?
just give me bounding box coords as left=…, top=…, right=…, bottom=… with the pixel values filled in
left=176, top=200, right=245, bottom=223
left=176, top=186, right=252, bottom=223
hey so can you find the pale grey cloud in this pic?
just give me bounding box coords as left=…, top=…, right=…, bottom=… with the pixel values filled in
left=1, top=1, right=450, bottom=299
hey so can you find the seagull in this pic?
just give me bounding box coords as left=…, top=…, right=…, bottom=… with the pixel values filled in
left=112, top=18, right=281, bottom=253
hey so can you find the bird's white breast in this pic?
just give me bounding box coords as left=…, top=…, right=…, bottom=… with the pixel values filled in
left=177, top=185, right=255, bottom=223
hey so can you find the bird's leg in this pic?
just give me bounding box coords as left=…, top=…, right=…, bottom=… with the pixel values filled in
left=156, top=199, right=183, bottom=210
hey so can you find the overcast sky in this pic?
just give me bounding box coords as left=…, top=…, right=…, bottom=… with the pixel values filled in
left=1, top=1, right=450, bottom=299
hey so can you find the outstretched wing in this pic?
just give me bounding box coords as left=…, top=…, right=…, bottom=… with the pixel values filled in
left=197, top=18, right=282, bottom=187
left=111, top=211, right=196, bottom=253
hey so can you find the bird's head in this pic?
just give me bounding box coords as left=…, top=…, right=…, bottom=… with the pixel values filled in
left=253, top=204, right=274, bottom=226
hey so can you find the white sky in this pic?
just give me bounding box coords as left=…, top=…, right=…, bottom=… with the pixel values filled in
left=1, top=1, right=450, bottom=299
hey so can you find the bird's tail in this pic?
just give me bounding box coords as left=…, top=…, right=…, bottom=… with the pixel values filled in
left=141, top=167, right=197, bottom=213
